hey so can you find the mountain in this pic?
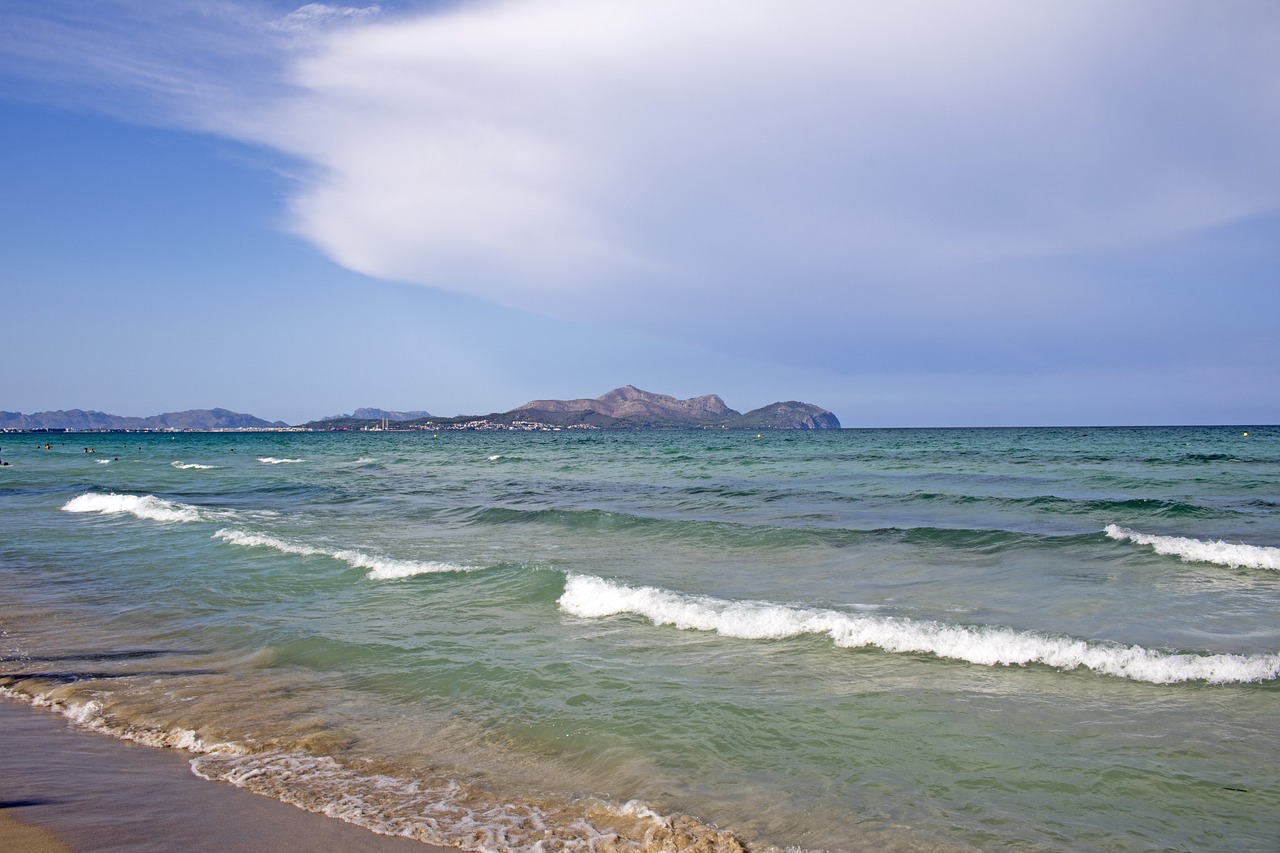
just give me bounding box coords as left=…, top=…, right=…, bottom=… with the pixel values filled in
left=295, top=386, right=837, bottom=430
left=302, top=386, right=840, bottom=430
left=0, top=408, right=287, bottom=431
left=508, top=386, right=839, bottom=429
left=326, top=408, right=434, bottom=421
left=510, top=385, right=737, bottom=428
left=146, top=409, right=289, bottom=430
left=726, top=401, right=842, bottom=430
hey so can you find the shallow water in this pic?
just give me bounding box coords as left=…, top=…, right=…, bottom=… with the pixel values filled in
left=2, top=427, right=1278, bottom=852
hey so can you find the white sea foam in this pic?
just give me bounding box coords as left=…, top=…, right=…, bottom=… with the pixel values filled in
left=558, top=574, right=1280, bottom=685
left=213, top=528, right=474, bottom=580
left=190, top=749, right=736, bottom=853
left=1, top=687, right=244, bottom=756
left=62, top=492, right=203, bottom=523
left=172, top=461, right=220, bottom=470
left=3, top=685, right=730, bottom=853
left=1104, top=524, right=1280, bottom=571
left=96, top=459, right=111, bottom=464
left=258, top=457, right=305, bottom=464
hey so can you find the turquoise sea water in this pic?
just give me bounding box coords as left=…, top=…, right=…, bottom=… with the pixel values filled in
left=1, top=427, right=1278, bottom=852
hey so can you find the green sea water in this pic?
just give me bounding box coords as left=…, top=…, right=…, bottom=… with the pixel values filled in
left=1, top=427, right=1278, bottom=852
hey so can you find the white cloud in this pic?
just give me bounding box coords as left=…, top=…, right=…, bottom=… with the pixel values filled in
left=224, top=0, right=1279, bottom=328
left=4, top=0, right=1278, bottom=375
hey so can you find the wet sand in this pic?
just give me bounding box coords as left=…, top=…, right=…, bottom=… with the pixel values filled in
left=0, top=699, right=450, bottom=853
left=0, top=810, right=73, bottom=853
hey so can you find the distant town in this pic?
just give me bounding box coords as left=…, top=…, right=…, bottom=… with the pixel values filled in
left=328, top=418, right=602, bottom=433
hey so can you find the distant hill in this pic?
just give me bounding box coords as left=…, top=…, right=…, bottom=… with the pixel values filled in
left=511, top=386, right=839, bottom=429
left=0, top=408, right=287, bottom=431
left=511, top=385, right=736, bottom=428
left=725, top=401, right=842, bottom=430
left=302, top=386, right=840, bottom=430
left=325, top=407, right=434, bottom=421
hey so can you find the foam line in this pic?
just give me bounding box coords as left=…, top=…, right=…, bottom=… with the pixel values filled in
left=1105, top=524, right=1280, bottom=571
left=558, top=574, right=1280, bottom=685
left=213, top=528, right=475, bottom=580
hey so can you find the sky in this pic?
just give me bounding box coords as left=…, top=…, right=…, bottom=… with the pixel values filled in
left=1, top=0, right=1277, bottom=427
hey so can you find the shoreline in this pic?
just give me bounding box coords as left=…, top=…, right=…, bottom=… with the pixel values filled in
left=0, top=698, right=449, bottom=853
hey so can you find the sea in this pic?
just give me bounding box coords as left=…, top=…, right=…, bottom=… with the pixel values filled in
left=1, top=426, right=1277, bottom=853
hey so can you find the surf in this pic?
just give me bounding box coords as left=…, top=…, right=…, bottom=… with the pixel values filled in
left=62, top=492, right=204, bottom=523
left=1105, top=524, right=1280, bottom=571
left=212, top=528, right=476, bottom=580
left=558, top=574, right=1280, bottom=685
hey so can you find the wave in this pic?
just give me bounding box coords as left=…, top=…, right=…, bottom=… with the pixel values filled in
left=191, top=751, right=742, bottom=853
left=2, top=688, right=244, bottom=756
left=1104, top=525, right=1280, bottom=571
left=1007, top=494, right=1231, bottom=520
left=463, top=504, right=1097, bottom=554
left=558, top=575, right=1280, bottom=685
left=62, top=492, right=203, bottom=523
left=172, top=461, right=220, bottom=470
left=1140, top=452, right=1251, bottom=465
left=863, top=492, right=1237, bottom=521
left=212, top=528, right=475, bottom=580
left=258, top=457, right=305, bottom=465
left=1, top=687, right=745, bottom=853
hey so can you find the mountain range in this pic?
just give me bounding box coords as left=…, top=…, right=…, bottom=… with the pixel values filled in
left=2, top=387, right=840, bottom=431
left=0, top=408, right=287, bottom=431
left=305, top=386, right=840, bottom=430
left=507, top=385, right=840, bottom=429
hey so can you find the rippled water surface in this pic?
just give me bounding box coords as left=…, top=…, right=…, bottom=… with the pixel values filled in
left=2, top=427, right=1278, bottom=852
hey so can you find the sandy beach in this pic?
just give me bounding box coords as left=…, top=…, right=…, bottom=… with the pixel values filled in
left=0, top=699, right=449, bottom=853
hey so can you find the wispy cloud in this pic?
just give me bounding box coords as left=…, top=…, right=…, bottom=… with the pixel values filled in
left=275, top=3, right=383, bottom=33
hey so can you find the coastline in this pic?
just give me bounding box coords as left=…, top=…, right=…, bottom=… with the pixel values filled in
left=0, top=698, right=448, bottom=853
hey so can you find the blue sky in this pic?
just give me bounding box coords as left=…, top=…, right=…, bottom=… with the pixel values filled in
left=1, top=0, right=1277, bottom=427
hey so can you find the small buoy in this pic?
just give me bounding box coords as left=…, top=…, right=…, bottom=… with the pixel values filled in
left=756, top=434, right=762, bottom=439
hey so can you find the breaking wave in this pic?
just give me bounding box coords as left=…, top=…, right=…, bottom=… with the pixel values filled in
left=1105, top=524, right=1280, bottom=571
left=213, top=528, right=475, bottom=580
left=62, top=492, right=203, bottom=523
left=258, top=457, right=305, bottom=464
left=558, top=575, right=1280, bottom=685
left=172, top=461, right=220, bottom=470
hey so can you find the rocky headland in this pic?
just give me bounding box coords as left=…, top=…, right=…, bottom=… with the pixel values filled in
left=304, top=386, right=841, bottom=431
